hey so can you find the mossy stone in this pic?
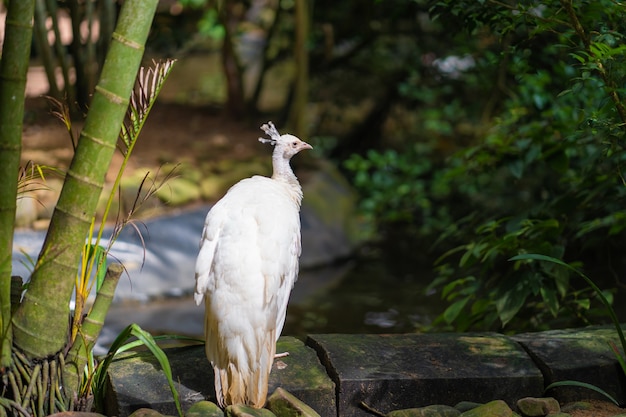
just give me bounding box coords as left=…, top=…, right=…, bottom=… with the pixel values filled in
left=266, top=387, right=321, bottom=416
left=225, top=404, right=276, bottom=416
left=459, top=400, right=512, bottom=417
left=187, top=400, right=225, bottom=417
left=387, top=404, right=461, bottom=417
left=127, top=409, right=171, bottom=417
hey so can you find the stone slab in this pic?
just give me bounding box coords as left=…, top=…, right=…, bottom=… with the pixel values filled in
left=104, top=337, right=335, bottom=417
left=306, top=333, right=543, bottom=417
left=513, top=325, right=626, bottom=404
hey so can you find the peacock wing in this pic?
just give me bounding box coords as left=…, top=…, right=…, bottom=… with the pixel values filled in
left=194, top=197, right=230, bottom=305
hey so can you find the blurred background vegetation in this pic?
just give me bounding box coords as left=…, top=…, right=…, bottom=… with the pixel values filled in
left=19, top=0, right=626, bottom=334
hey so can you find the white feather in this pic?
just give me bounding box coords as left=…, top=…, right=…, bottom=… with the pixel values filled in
left=194, top=124, right=311, bottom=408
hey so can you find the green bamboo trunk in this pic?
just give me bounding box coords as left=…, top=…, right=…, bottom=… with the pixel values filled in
left=0, top=0, right=36, bottom=369
left=12, top=0, right=159, bottom=360
left=64, top=263, right=123, bottom=393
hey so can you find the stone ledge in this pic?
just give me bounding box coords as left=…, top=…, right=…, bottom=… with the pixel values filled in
left=307, top=333, right=543, bottom=417
left=105, top=325, right=625, bottom=417
left=513, top=326, right=626, bottom=405
left=104, top=337, right=335, bottom=417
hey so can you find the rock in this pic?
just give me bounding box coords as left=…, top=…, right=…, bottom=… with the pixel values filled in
left=266, top=387, right=321, bottom=417
left=560, top=401, right=592, bottom=413
left=105, top=338, right=335, bottom=417
left=454, top=402, right=482, bottom=413
left=300, top=160, right=366, bottom=266
left=127, top=409, right=171, bottom=417
left=306, top=333, right=542, bottom=416
left=225, top=405, right=276, bottom=417
left=187, top=400, right=225, bottom=417
left=459, top=400, right=513, bottom=417
left=269, top=338, right=336, bottom=417
left=387, top=404, right=461, bottom=416
left=516, top=397, right=560, bottom=416
left=513, top=326, right=626, bottom=404
left=103, top=345, right=210, bottom=416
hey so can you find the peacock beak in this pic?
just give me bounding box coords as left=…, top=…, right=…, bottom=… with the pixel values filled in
left=301, top=141, right=313, bottom=151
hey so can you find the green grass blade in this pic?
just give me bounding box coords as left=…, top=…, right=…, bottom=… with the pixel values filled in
left=92, top=324, right=185, bottom=417
left=127, top=324, right=183, bottom=417
left=545, top=380, right=620, bottom=406
left=116, top=334, right=204, bottom=354
left=609, top=340, right=626, bottom=375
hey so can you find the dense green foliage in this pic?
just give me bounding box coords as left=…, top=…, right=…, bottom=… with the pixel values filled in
left=341, top=0, right=626, bottom=332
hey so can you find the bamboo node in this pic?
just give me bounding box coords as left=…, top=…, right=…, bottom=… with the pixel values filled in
left=78, top=130, right=117, bottom=150
left=112, top=31, right=144, bottom=50
left=94, top=85, right=128, bottom=105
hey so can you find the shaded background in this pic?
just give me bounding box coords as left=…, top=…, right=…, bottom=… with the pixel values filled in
left=9, top=0, right=626, bottom=341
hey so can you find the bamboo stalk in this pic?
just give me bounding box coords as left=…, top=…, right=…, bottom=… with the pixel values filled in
left=65, top=263, right=123, bottom=393
left=0, top=0, right=35, bottom=370
left=12, top=0, right=159, bottom=371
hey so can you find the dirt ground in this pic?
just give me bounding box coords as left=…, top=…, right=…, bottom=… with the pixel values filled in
left=22, top=96, right=265, bottom=184
left=562, top=400, right=625, bottom=417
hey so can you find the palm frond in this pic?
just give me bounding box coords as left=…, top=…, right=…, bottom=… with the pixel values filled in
left=16, top=161, right=55, bottom=198
left=45, top=95, right=77, bottom=150
left=119, top=59, right=177, bottom=152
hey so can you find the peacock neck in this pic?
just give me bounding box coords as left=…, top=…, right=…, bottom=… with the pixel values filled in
left=271, top=151, right=303, bottom=205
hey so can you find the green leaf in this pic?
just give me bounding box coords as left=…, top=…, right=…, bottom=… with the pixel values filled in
left=540, top=286, right=559, bottom=317
left=508, top=160, right=524, bottom=179
left=495, top=286, right=527, bottom=326
left=441, top=276, right=475, bottom=299
left=608, top=341, right=626, bottom=375
left=545, top=380, right=619, bottom=406
left=574, top=298, right=590, bottom=310
left=92, top=324, right=185, bottom=417
left=91, top=245, right=108, bottom=291
left=443, top=296, right=471, bottom=324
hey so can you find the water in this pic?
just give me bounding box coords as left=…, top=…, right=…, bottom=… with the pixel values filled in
left=284, top=254, right=442, bottom=338
left=101, top=248, right=443, bottom=349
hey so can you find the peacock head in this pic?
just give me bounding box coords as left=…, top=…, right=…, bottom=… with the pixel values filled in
left=258, top=121, right=313, bottom=159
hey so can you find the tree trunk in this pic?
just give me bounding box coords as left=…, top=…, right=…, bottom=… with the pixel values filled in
left=249, top=0, right=283, bottom=114
left=0, top=0, right=35, bottom=370
left=220, top=1, right=246, bottom=118
left=12, top=0, right=159, bottom=362
left=288, top=0, right=309, bottom=139
left=33, top=0, right=62, bottom=99
left=45, top=0, right=75, bottom=105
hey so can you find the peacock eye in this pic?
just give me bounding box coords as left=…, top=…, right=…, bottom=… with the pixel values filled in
left=292, top=141, right=298, bottom=147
